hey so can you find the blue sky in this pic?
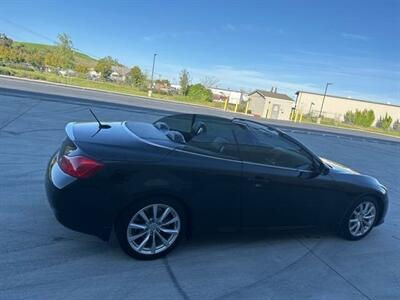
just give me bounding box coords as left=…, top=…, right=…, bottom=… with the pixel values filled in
left=1, top=0, right=399, bottom=104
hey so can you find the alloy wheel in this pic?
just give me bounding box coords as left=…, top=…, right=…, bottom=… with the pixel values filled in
left=348, top=201, right=376, bottom=237
left=126, top=204, right=181, bottom=255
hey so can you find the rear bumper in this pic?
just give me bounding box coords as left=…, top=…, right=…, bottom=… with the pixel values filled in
left=45, top=155, right=113, bottom=240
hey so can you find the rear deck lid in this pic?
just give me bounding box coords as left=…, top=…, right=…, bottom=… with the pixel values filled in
left=65, top=121, right=175, bottom=162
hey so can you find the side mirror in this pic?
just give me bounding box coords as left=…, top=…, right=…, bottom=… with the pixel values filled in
left=298, top=162, right=328, bottom=179
left=318, top=163, right=330, bottom=175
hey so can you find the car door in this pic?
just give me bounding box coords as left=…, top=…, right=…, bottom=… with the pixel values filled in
left=160, top=114, right=243, bottom=231
left=234, top=122, right=332, bottom=228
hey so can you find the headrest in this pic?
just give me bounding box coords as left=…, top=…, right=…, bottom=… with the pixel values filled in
left=166, top=131, right=186, bottom=144
left=192, top=121, right=207, bottom=136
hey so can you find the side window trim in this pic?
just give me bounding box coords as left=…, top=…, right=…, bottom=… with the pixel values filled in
left=174, top=146, right=242, bottom=163
left=233, top=121, right=316, bottom=170
left=242, top=159, right=315, bottom=172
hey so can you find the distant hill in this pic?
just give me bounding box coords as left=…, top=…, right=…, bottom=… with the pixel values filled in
left=13, top=41, right=97, bottom=67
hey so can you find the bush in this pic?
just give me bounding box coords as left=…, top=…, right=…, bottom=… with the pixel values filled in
left=187, top=84, right=213, bottom=102
left=376, top=113, right=393, bottom=130
left=344, top=111, right=355, bottom=124
left=343, top=109, right=375, bottom=127
left=392, top=120, right=400, bottom=131
left=0, top=68, right=15, bottom=76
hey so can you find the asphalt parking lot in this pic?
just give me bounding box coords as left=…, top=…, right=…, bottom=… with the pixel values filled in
left=0, top=77, right=399, bottom=299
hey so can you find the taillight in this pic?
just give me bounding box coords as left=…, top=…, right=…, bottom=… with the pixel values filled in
left=59, top=155, right=104, bottom=179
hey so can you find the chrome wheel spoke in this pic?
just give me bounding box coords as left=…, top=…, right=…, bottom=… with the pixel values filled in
left=360, top=222, right=365, bottom=233
left=137, top=233, right=151, bottom=251
left=159, top=207, right=171, bottom=223
left=152, top=204, right=158, bottom=221
left=151, top=232, right=156, bottom=254
left=350, top=223, right=358, bottom=230
left=162, top=216, right=179, bottom=226
left=128, top=223, right=146, bottom=230
left=365, top=206, right=374, bottom=215
left=129, top=230, right=148, bottom=241
left=355, top=222, right=361, bottom=234
left=139, top=211, right=150, bottom=223
left=156, top=231, right=170, bottom=247
left=159, top=227, right=179, bottom=234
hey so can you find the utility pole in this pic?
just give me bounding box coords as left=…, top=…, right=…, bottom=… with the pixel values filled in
left=148, top=53, right=157, bottom=97
left=317, top=82, right=333, bottom=124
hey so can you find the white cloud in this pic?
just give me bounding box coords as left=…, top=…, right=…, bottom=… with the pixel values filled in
left=341, top=32, right=369, bottom=41
left=221, top=23, right=284, bottom=35
left=155, top=63, right=317, bottom=96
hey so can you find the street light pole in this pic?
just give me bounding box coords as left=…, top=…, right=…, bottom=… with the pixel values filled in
left=148, top=53, right=157, bottom=97
left=317, top=82, right=333, bottom=124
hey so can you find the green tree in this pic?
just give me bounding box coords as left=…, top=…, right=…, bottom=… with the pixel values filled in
left=28, top=51, right=45, bottom=68
left=44, top=51, right=63, bottom=68
left=95, top=56, right=118, bottom=80
left=129, top=66, right=146, bottom=87
left=344, top=110, right=355, bottom=124
left=179, top=69, right=190, bottom=95
left=187, top=84, right=213, bottom=101
left=376, top=113, right=393, bottom=130
left=55, top=33, right=75, bottom=69
left=345, top=109, right=375, bottom=127
left=0, top=45, right=12, bottom=61
left=75, top=64, right=89, bottom=75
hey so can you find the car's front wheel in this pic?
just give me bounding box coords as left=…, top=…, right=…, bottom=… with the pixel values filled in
left=116, top=199, right=186, bottom=260
left=339, top=197, right=378, bottom=240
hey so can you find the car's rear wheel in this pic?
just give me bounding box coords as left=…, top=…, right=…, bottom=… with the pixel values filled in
left=116, top=198, right=186, bottom=260
left=339, top=197, right=378, bottom=240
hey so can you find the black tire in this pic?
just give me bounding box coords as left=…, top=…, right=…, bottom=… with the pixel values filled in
left=339, top=197, right=378, bottom=241
left=115, top=197, right=186, bottom=260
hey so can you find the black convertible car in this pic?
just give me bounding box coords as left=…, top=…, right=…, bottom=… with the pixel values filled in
left=46, top=113, right=388, bottom=260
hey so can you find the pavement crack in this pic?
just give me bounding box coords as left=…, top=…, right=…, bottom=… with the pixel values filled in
left=2, top=128, right=63, bottom=136
left=214, top=236, right=322, bottom=300
left=0, top=101, right=40, bottom=131
left=296, top=238, right=371, bottom=300
left=392, top=235, right=400, bottom=241
left=163, top=257, right=190, bottom=300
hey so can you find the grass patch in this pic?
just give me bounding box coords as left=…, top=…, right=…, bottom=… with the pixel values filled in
left=301, top=116, right=400, bottom=138
left=0, top=66, right=227, bottom=109
left=13, top=41, right=97, bottom=66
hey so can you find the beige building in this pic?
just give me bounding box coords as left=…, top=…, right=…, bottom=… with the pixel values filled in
left=248, top=89, right=294, bottom=120
left=295, top=91, right=400, bottom=127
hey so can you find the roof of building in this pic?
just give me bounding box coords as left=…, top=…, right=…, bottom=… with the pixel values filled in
left=249, top=90, right=293, bottom=101
left=210, top=87, right=246, bottom=94
left=296, top=90, right=400, bottom=108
